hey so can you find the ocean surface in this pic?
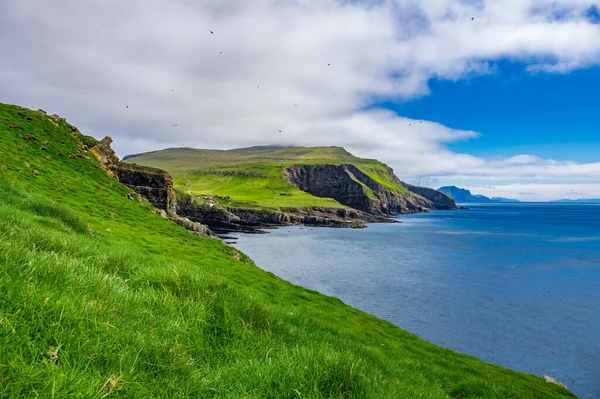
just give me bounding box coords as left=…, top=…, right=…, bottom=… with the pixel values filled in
left=232, top=203, right=600, bottom=398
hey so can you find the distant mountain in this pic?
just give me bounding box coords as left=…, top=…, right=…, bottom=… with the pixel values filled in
left=438, top=186, right=520, bottom=203
left=550, top=198, right=600, bottom=204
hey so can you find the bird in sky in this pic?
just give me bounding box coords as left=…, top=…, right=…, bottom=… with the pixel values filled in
left=209, top=30, right=214, bottom=34
left=471, top=17, right=474, bottom=21
left=126, top=105, right=129, bottom=109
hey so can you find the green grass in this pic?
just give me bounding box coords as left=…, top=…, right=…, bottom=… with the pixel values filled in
left=125, top=146, right=411, bottom=211
left=0, top=103, right=575, bottom=398
left=175, top=173, right=344, bottom=210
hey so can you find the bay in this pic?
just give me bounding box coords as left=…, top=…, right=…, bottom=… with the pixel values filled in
left=232, top=204, right=600, bottom=398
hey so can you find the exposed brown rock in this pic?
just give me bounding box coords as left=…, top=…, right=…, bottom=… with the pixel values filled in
left=90, top=137, right=119, bottom=178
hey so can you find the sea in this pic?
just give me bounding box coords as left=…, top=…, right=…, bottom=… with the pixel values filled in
left=231, top=203, right=600, bottom=399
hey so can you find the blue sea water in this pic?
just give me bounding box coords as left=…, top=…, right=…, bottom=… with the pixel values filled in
left=232, top=204, right=600, bottom=398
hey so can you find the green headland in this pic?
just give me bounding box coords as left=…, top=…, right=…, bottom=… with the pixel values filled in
left=124, top=145, right=412, bottom=211
left=0, top=103, right=574, bottom=397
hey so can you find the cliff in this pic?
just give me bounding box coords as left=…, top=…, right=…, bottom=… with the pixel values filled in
left=91, top=137, right=176, bottom=214
left=115, top=162, right=177, bottom=215
left=284, top=164, right=435, bottom=215
left=91, top=137, right=211, bottom=236
left=403, top=184, right=457, bottom=209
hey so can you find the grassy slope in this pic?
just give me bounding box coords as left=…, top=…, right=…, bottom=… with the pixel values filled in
left=0, top=103, right=574, bottom=398
left=125, top=146, right=410, bottom=210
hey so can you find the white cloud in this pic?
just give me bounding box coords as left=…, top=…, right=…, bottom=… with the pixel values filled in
left=1, top=0, right=599, bottom=200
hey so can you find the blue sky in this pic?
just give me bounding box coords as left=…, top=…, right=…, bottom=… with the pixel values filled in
left=2, top=0, right=600, bottom=200
left=387, top=63, right=600, bottom=163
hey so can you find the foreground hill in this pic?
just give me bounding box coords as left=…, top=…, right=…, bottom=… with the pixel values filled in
left=0, top=103, right=573, bottom=397
left=125, top=146, right=455, bottom=231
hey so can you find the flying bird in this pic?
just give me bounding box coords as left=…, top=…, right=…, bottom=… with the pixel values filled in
left=471, top=17, right=474, bottom=21
left=126, top=105, right=129, bottom=109
left=327, top=63, right=331, bottom=66
left=209, top=30, right=214, bottom=34
left=220, top=52, right=223, bottom=54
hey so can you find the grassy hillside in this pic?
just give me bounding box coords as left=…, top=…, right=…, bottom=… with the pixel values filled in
left=0, top=103, right=574, bottom=398
left=125, top=146, right=411, bottom=210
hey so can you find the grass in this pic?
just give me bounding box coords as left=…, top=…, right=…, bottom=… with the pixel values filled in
left=0, top=103, right=576, bottom=398
left=125, top=146, right=411, bottom=211
left=174, top=173, right=344, bottom=210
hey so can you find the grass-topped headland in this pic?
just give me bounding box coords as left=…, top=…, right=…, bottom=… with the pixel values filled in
left=123, top=145, right=440, bottom=213
left=0, top=103, right=574, bottom=397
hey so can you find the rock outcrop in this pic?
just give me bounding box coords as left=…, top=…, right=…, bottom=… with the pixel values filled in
left=284, top=164, right=455, bottom=215
left=176, top=197, right=390, bottom=233
left=90, top=136, right=119, bottom=179
left=115, top=162, right=176, bottom=215
left=91, top=137, right=211, bottom=236
left=91, top=137, right=176, bottom=215
left=403, top=184, right=457, bottom=210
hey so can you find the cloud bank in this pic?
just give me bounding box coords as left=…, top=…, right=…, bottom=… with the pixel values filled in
left=1, top=0, right=599, bottom=199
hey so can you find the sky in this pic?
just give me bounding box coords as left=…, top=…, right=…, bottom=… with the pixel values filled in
left=1, top=0, right=600, bottom=201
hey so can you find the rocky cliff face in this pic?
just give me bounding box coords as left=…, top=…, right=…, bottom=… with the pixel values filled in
left=284, top=164, right=454, bottom=215
left=91, top=137, right=213, bottom=236
left=176, top=197, right=390, bottom=233
left=91, top=137, right=176, bottom=215
left=403, top=184, right=457, bottom=210
left=115, top=162, right=176, bottom=215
